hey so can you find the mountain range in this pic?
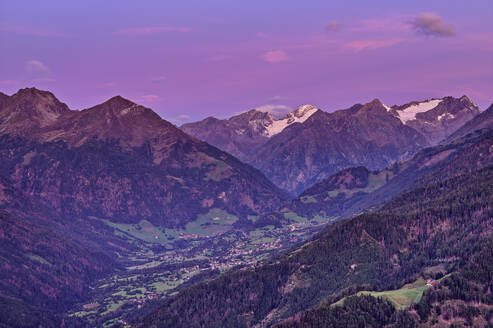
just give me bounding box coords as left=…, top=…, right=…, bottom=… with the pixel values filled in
left=0, top=87, right=491, bottom=327
left=0, top=88, right=288, bottom=228
left=183, top=96, right=480, bottom=193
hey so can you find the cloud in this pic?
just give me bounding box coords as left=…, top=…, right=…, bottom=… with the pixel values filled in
left=344, top=38, right=403, bottom=52
left=31, top=78, right=56, bottom=83
left=25, top=60, right=50, bottom=73
left=0, top=24, right=66, bottom=37
left=98, top=82, right=116, bottom=88
left=177, top=114, right=191, bottom=121
left=355, top=17, right=412, bottom=32
left=412, top=13, right=455, bottom=37
left=169, top=114, right=192, bottom=125
left=117, top=26, right=191, bottom=36
left=140, top=94, right=160, bottom=102
left=255, top=104, right=292, bottom=118
left=269, top=96, right=282, bottom=102
left=326, top=21, right=342, bottom=32
left=0, top=79, right=19, bottom=86
left=151, top=76, right=167, bottom=83
left=263, top=50, right=289, bottom=63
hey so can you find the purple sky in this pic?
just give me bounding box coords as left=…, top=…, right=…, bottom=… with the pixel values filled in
left=1, top=1, right=492, bottom=124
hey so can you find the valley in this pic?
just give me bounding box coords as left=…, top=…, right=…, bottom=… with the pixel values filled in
left=67, top=209, right=334, bottom=326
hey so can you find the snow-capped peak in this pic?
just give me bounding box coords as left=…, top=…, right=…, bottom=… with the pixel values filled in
left=396, top=99, right=442, bottom=124
left=264, top=104, right=318, bottom=137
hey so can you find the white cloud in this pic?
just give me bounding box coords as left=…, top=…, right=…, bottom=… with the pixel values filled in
left=412, top=13, right=455, bottom=37
left=25, top=60, right=50, bottom=73
left=263, top=50, right=289, bottom=63
left=140, top=94, right=160, bottom=102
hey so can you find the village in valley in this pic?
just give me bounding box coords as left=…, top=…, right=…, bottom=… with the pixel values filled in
left=69, top=209, right=334, bottom=327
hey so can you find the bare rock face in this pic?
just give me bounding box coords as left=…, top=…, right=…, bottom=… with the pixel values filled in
left=0, top=88, right=289, bottom=227
left=181, top=105, right=318, bottom=163
left=390, top=96, right=481, bottom=145
left=446, top=103, right=493, bottom=142
left=0, top=88, right=70, bottom=135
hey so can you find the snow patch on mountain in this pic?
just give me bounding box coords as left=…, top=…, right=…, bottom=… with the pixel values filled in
left=396, top=99, right=442, bottom=123
left=383, top=103, right=392, bottom=112
left=264, top=105, right=318, bottom=137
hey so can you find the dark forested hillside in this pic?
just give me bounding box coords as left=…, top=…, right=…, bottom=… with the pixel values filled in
left=139, top=162, right=493, bottom=327
left=280, top=128, right=493, bottom=221
left=278, top=239, right=493, bottom=328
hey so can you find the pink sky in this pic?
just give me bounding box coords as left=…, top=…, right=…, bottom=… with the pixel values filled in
left=0, top=0, right=492, bottom=124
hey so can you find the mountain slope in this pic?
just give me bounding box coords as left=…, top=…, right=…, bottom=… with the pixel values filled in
left=284, top=128, right=493, bottom=220
left=0, top=176, right=123, bottom=326
left=0, top=88, right=289, bottom=228
left=445, top=103, right=493, bottom=142
left=138, top=160, right=493, bottom=327
left=183, top=96, right=480, bottom=194
left=0, top=88, right=71, bottom=136
left=251, top=99, right=427, bottom=193
left=390, top=96, right=480, bottom=145
left=181, top=105, right=318, bottom=163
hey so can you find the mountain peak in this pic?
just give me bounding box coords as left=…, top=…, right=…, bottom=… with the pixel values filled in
left=0, top=87, right=71, bottom=135
left=99, top=95, right=137, bottom=112
left=291, top=104, right=318, bottom=118
left=354, top=98, right=388, bottom=115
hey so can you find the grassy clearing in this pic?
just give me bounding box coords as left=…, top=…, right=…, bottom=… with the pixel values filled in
left=326, top=170, right=393, bottom=198
left=184, top=208, right=238, bottom=236
left=101, top=208, right=238, bottom=244
left=26, top=253, right=51, bottom=266
left=300, top=195, right=317, bottom=204
left=332, top=278, right=430, bottom=309
left=103, top=219, right=169, bottom=243
left=283, top=211, right=306, bottom=223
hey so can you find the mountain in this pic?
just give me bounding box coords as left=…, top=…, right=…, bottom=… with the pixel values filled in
left=251, top=99, right=428, bottom=193
left=0, top=88, right=289, bottom=228
left=181, top=105, right=318, bottom=163
left=0, top=88, right=71, bottom=136
left=183, top=97, right=479, bottom=194
left=389, top=96, right=481, bottom=145
left=445, top=103, right=493, bottom=142
left=283, top=127, right=493, bottom=221
left=138, top=133, right=493, bottom=327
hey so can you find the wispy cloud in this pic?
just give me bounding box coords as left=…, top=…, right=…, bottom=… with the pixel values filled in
left=117, top=26, right=191, bottom=36
left=326, top=21, right=342, bottom=32
left=355, top=16, right=412, bottom=32
left=412, top=13, right=455, bottom=37
left=0, top=79, right=18, bottom=86
left=98, top=82, right=116, bottom=88
left=25, top=60, right=50, bottom=73
left=170, top=114, right=192, bottom=125
left=140, top=94, right=160, bottom=102
left=31, top=78, right=56, bottom=83
left=263, top=50, right=289, bottom=63
left=0, top=24, right=66, bottom=37
left=344, top=38, right=403, bottom=52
